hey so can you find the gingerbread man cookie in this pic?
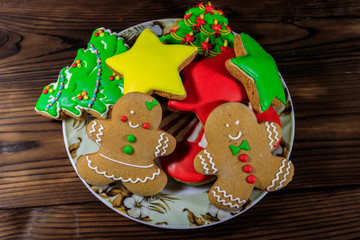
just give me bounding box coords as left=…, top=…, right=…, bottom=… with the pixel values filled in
left=76, top=92, right=176, bottom=196
left=194, top=102, right=294, bottom=210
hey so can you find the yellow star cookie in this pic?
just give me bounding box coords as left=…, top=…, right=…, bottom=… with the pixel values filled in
left=106, top=28, right=198, bottom=100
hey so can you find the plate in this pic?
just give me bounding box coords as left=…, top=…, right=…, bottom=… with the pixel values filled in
left=62, top=19, right=295, bottom=229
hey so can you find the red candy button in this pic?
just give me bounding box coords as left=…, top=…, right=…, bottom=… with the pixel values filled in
left=109, top=76, right=115, bottom=81
left=247, top=175, right=257, bottom=184
left=77, top=95, right=83, bottom=100
left=239, top=154, right=248, bottom=162
left=42, top=90, right=48, bottom=94
left=143, top=123, right=150, bottom=129
left=120, top=116, right=127, bottom=122
left=243, top=164, right=252, bottom=173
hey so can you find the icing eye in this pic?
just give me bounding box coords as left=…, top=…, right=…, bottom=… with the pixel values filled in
left=143, top=123, right=150, bottom=129
left=120, top=116, right=127, bottom=122
left=130, top=110, right=135, bottom=115
left=235, top=120, right=240, bottom=125
left=225, top=124, right=230, bottom=127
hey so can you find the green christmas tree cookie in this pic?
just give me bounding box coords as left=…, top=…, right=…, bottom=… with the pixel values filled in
left=35, top=28, right=128, bottom=120
left=160, top=2, right=235, bottom=58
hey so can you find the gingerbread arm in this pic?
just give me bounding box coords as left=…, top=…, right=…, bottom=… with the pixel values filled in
left=259, top=121, right=282, bottom=150
left=153, top=131, right=176, bottom=158
left=193, top=148, right=218, bottom=175
left=86, top=119, right=108, bottom=145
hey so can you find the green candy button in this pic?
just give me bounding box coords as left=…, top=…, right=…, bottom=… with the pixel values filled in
left=124, top=145, right=133, bottom=154
left=127, top=134, right=136, bottom=143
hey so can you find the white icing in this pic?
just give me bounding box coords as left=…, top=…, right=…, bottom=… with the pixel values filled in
left=265, top=122, right=280, bottom=149
left=101, top=40, right=107, bottom=50
left=64, top=67, right=72, bottom=89
left=198, top=133, right=208, bottom=148
left=130, top=110, right=135, bottom=115
left=154, top=133, right=169, bottom=157
left=212, top=186, right=245, bottom=209
left=95, top=125, right=104, bottom=145
left=199, top=150, right=217, bottom=174
left=128, top=122, right=139, bottom=128
left=99, top=154, right=154, bottom=168
left=83, top=60, right=87, bottom=68
left=225, top=124, right=230, bottom=127
left=235, top=120, right=240, bottom=125
left=187, top=121, right=203, bottom=143
left=228, top=131, right=242, bottom=141
left=267, top=159, right=292, bottom=191
left=87, top=157, right=160, bottom=183
left=275, top=160, right=292, bottom=190
left=89, top=121, right=97, bottom=134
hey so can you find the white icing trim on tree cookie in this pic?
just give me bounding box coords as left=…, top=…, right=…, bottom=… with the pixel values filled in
left=99, top=154, right=154, bottom=168
left=86, top=157, right=160, bottom=183
left=267, top=159, right=292, bottom=191
left=154, top=133, right=169, bottom=157
left=212, top=186, right=246, bottom=209
left=95, top=125, right=104, bottom=145
left=199, top=150, right=217, bottom=174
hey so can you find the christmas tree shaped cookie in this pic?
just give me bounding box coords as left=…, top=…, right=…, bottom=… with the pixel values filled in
left=35, top=28, right=128, bottom=120
left=160, top=2, right=235, bottom=58
left=225, top=33, right=287, bottom=113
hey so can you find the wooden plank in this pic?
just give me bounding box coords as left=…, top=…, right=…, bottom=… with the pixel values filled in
left=0, top=187, right=358, bottom=239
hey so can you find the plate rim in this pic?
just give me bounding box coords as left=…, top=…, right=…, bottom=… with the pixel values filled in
left=62, top=18, right=295, bottom=229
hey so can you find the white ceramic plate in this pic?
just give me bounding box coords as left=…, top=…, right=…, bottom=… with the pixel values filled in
left=62, top=19, right=295, bottom=229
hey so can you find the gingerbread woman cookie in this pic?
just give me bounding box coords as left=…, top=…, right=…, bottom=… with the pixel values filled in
left=76, top=92, right=176, bottom=196
left=194, top=102, right=294, bottom=210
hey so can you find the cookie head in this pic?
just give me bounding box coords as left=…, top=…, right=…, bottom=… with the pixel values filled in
left=112, top=92, right=162, bottom=129
left=205, top=102, right=258, bottom=143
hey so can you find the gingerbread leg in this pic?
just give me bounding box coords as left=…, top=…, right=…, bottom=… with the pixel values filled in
left=76, top=154, right=114, bottom=186
left=256, top=156, right=294, bottom=192
left=208, top=178, right=253, bottom=210
left=122, top=169, right=168, bottom=196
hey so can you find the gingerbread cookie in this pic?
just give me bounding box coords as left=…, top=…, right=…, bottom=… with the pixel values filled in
left=194, top=102, right=294, bottom=210
left=106, top=28, right=198, bottom=100
left=225, top=33, right=286, bottom=113
left=76, top=92, right=176, bottom=196
left=160, top=2, right=235, bottom=58
left=35, top=28, right=128, bottom=120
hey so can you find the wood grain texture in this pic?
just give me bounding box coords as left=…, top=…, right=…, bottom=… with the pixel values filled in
left=0, top=0, right=359, bottom=238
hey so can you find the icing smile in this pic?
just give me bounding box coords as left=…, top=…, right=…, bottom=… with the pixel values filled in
left=128, top=122, right=140, bottom=128
left=228, top=131, right=242, bottom=141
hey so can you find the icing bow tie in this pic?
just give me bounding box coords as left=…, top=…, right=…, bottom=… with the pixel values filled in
left=229, top=140, right=250, bottom=156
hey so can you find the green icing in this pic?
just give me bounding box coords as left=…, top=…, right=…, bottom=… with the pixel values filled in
left=231, top=33, right=286, bottom=112
left=230, top=140, right=250, bottom=156
left=35, top=28, right=128, bottom=119
left=145, top=99, right=158, bottom=111
left=160, top=2, right=235, bottom=58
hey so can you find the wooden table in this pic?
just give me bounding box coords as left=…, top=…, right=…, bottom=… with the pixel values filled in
left=1, top=0, right=359, bottom=238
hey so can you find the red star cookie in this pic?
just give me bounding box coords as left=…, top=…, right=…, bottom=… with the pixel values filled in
left=167, top=48, right=248, bottom=124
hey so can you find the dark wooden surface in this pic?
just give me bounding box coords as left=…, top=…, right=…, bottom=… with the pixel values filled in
left=1, top=0, right=359, bottom=239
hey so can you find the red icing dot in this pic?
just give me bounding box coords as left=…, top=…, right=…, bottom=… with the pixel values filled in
left=77, top=95, right=83, bottom=100
left=109, top=76, right=115, bottom=81
left=239, top=154, right=248, bottom=162
left=143, top=123, right=150, bottom=129
left=94, top=32, right=99, bottom=37
left=243, top=164, right=252, bottom=173
left=247, top=175, right=257, bottom=184
left=42, top=90, right=48, bottom=94
left=120, top=116, right=127, bottom=122
left=72, top=63, right=77, bottom=68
